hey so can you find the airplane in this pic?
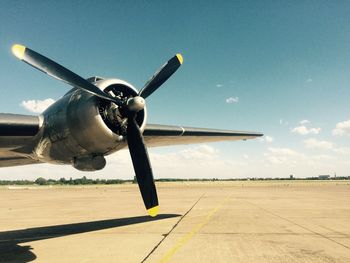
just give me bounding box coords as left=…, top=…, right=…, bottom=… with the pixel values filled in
left=2, top=44, right=263, bottom=217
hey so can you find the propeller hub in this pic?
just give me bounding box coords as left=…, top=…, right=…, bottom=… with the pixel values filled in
left=126, top=96, right=145, bottom=112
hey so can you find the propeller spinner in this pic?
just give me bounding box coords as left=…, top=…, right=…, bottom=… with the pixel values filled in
left=12, top=44, right=183, bottom=217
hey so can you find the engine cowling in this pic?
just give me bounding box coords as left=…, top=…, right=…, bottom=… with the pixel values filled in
left=36, top=77, right=146, bottom=170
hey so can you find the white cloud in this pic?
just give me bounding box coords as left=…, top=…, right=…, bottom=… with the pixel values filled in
left=90, top=144, right=248, bottom=179
left=300, top=119, right=310, bottom=125
left=216, top=84, right=223, bottom=88
left=333, top=147, right=350, bottom=155
left=260, top=145, right=350, bottom=177
left=264, top=147, right=304, bottom=164
left=267, top=148, right=299, bottom=156
left=21, top=98, right=55, bottom=113
left=332, top=120, right=350, bottom=136
left=291, top=120, right=321, bottom=135
left=303, top=138, right=334, bottom=150
left=291, top=125, right=321, bottom=135
left=306, top=78, right=313, bottom=83
left=225, top=97, right=239, bottom=104
left=265, top=136, right=273, bottom=143
left=310, top=154, right=335, bottom=161
left=259, top=135, right=274, bottom=143
left=179, top=144, right=219, bottom=160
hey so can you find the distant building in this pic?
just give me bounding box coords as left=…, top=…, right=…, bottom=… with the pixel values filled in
left=318, top=175, right=330, bottom=180
left=290, top=175, right=294, bottom=179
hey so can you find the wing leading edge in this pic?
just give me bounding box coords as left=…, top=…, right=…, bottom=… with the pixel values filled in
left=143, top=124, right=263, bottom=147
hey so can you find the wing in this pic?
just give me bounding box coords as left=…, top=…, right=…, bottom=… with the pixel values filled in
left=143, top=124, right=263, bottom=147
left=0, top=113, right=41, bottom=167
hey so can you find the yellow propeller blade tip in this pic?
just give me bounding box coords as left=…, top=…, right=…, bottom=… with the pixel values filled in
left=12, top=44, right=26, bottom=60
left=147, top=206, right=159, bottom=217
left=176, top=54, right=183, bottom=64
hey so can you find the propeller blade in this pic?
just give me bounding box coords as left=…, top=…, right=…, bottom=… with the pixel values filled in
left=127, top=115, right=159, bottom=217
left=11, top=44, right=122, bottom=105
left=139, top=54, right=183, bottom=99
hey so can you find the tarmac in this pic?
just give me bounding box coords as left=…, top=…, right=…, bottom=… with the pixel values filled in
left=0, top=180, right=349, bottom=262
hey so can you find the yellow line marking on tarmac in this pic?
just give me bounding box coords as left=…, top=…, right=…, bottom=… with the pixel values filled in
left=158, top=194, right=232, bottom=263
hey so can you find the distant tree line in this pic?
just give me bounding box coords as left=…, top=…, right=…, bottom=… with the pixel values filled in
left=0, top=180, right=34, bottom=185
left=34, top=176, right=131, bottom=185
left=0, top=176, right=131, bottom=186
left=0, top=175, right=349, bottom=186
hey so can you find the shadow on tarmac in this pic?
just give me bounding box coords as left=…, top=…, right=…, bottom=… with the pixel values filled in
left=0, top=213, right=180, bottom=263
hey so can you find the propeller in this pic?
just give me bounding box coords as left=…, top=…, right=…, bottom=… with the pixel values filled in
left=139, top=54, right=183, bottom=99
left=12, top=44, right=183, bottom=217
left=127, top=114, right=158, bottom=215
left=11, top=44, right=123, bottom=105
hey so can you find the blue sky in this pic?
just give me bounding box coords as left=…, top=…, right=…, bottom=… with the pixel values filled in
left=1, top=1, right=350, bottom=179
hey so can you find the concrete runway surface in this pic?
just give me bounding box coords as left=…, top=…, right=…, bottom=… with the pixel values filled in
left=0, top=181, right=349, bottom=262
